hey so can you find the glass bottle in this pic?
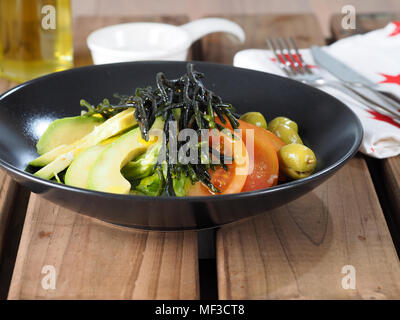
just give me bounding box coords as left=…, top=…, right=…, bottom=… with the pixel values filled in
left=0, top=0, right=73, bottom=83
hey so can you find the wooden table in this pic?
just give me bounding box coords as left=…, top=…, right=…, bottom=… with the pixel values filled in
left=0, top=13, right=400, bottom=300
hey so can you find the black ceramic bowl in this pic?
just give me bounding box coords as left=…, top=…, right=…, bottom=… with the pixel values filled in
left=0, top=61, right=362, bottom=230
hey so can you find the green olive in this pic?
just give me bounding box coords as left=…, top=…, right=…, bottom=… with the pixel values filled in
left=268, top=117, right=298, bottom=133
left=278, top=143, right=317, bottom=180
left=271, top=124, right=303, bottom=145
left=239, top=112, right=267, bottom=129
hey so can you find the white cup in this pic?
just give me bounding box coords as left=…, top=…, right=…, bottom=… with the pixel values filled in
left=87, top=18, right=245, bottom=64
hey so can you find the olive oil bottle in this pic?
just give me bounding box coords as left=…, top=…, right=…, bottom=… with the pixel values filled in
left=0, top=0, right=73, bottom=82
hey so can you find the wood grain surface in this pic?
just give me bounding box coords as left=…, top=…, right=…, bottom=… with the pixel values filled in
left=0, top=79, right=29, bottom=297
left=217, top=157, right=400, bottom=299
left=71, top=0, right=400, bottom=37
left=0, top=81, right=19, bottom=260
left=330, top=13, right=400, bottom=237
left=7, top=16, right=200, bottom=300
left=201, top=15, right=400, bottom=300
left=8, top=195, right=199, bottom=299
left=0, top=170, right=18, bottom=261
left=199, top=14, right=324, bottom=65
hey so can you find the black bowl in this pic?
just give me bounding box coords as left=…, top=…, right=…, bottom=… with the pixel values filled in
left=0, top=61, right=362, bottom=230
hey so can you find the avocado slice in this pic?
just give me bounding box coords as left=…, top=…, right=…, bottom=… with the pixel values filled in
left=64, top=134, right=121, bottom=188
left=31, top=108, right=135, bottom=167
left=33, top=108, right=137, bottom=180
left=36, top=116, right=104, bottom=155
left=87, top=117, right=164, bottom=195
left=64, top=145, right=106, bottom=189
left=30, top=144, right=73, bottom=167
left=33, top=151, right=75, bottom=181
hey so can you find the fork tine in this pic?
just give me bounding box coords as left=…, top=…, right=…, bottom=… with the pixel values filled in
left=280, top=37, right=304, bottom=74
left=273, top=38, right=298, bottom=75
left=288, top=37, right=312, bottom=74
left=266, top=37, right=292, bottom=76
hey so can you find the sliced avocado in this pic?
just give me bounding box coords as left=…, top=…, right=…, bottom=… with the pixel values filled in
left=64, top=145, right=106, bottom=188
left=33, top=108, right=137, bottom=180
left=30, top=144, right=72, bottom=167
left=31, top=108, right=136, bottom=167
left=34, top=151, right=75, bottom=181
left=36, top=116, right=104, bottom=155
left=87, top=117, right=164, bottom=194
left=64, top=134, right=120, bottom=188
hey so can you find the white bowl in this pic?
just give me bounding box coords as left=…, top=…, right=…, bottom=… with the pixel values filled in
left=87, top=18, right=245, bottom=64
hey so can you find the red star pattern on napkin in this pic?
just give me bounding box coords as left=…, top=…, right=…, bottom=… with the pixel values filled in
left=378, top=73, right=400, bottom=86
left=367, top=110, right=400, bottom=129
left=388, top=21, right=400, bottom=37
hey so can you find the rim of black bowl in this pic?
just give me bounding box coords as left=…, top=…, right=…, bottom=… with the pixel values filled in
left=0, top=60, right=364, bottom=202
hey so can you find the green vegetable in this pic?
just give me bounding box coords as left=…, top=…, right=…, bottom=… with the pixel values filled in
left=122, top=143, right=162, bottom=180
left=135, top=172, right=164, bottom=196
left=172, top=174, right=190, bottom=197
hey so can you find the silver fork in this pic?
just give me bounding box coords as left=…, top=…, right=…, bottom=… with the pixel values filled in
left=266, top=37, right=400, bottom=121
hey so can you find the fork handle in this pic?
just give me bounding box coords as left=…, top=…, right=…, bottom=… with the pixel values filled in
left=379, top=91, right=400, bottom=105
left=351, top=82, right=400, bottom=112
left=325, top=81, right=400, bottom=122
left=379, top=90, right=400, bottom=105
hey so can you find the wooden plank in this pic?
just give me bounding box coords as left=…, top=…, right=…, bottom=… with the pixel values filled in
left=382, top=159, right=400, bottom=228
left=330, top=13, right=400, bottom=240
left=217, top=157, right=400, bottom=299
left=8, top=16, right=200, bottom=300
left=0, top=170, right=18, bottom=264
left=8, top=195, right=198, bottom=299
left=201, top=15, right=400, bottom=299
left=198, top=14, right=325, bottom=65
left=0, top=78, right=31, bottom=298
left=0, top=80, right=19, bottom=260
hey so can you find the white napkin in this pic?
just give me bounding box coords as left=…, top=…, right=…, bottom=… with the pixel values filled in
left=233, top=21, right=400, bottom=158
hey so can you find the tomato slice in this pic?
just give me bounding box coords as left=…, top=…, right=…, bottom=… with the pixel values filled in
left=215, top=117, right=280, bottom=192
left=188, top=115, right=282, bottom=195
left=237, top=121, right=279, bottom=191
left=236, top=119, right=286, bottom=152
left=186, top=129, right=249, bottom=196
